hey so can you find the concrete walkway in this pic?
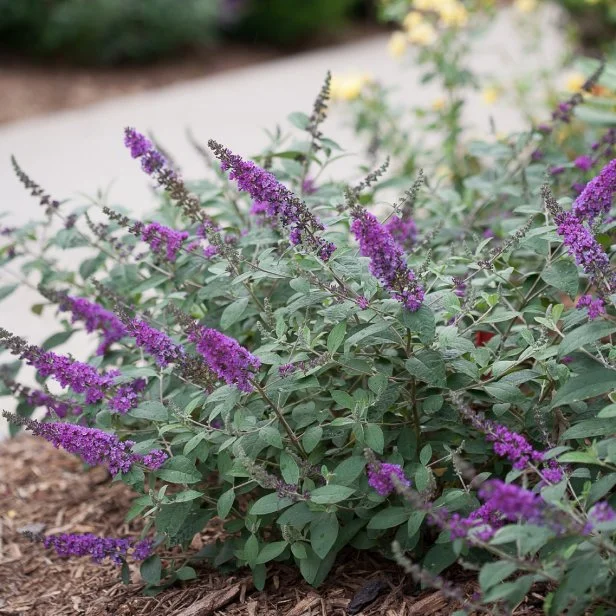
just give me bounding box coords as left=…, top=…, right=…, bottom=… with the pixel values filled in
left=0, top=6, right=565, bottom=432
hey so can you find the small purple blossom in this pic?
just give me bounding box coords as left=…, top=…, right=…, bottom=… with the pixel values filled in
left=482, top=228, right=495, bottom=239
left=588, top=502, right=616, bottom=525
left=351, top=210, right=424, bottom=311
left=203, top=245, right=219, bottom=259
left=384, top=214, right=417, bottom=249
left=549, top=165, right=566, bottom=176
left=572, top=158, right=616, bottom=222
left=531, top=149, right=544, bottom=162
left=188, top=326, right=260, bottom=392
left=126, top=318, right=184, bottom=367
left=449, top=501, right=502, bottom=542
left=278, top=363, right=296, bottom=377
left=478, top=480, right=545, bottom=524
left=367, top=462, right=411, bottom=497
left=141, top=222, right=189, bottom=262
left=576, top=294, right=605, bottom=320
left=42, top=533, right=152, bottom=565
left=301, top=176, right=318, bottom=195
left=209, top=140, right=335, bottom=261
left=124, top=127, right=169, bottom=177
left=574, top=155, right=593, bottom=171
left=24, top=388, right=81, bottom=419
left=486, top=423, right=544, bottom=471
left=572, top=182, right=586, bottom=195
left=58, top=295, right=127, bottom=355
left=109, top=378, right=147, bottom=414
left=356, top=296, right=370, bottom=310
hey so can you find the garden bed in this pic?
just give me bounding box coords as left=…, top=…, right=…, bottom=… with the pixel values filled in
left=0, top=436, right=550, bottom=616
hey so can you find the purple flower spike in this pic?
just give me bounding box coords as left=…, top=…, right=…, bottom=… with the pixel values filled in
left=478, top=480, right=545, bottom=524
left=124, top=127, right=169, bottom=177
left=574, top=155, right=593, bottom=172
left=188, top=326, right=260, bottom=392
left=141, top=222, right=189, bottom=262
left=351, top=210, right=424, bottom=311
left=576, top=294, right=605, bottom=320
left=42, top=533, right=152, bottom=564
left=384, top=214, right=417, bottom=249
left=486, top=423, right=544, bottom=471
left=126, top=318, right=184, bottom=367
left=367, top=462, right=410, bottom=497
left=572, top=158, right=616, bottom=222
left=58, top=295, right=127, bottom=355
left=208, top=140, right=335, bottom=261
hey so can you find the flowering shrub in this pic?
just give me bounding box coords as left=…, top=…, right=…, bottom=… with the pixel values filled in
left=2, top=32, right=616, bottom=616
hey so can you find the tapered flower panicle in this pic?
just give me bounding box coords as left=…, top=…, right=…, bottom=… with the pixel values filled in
left=2, top=412, right=167, bottom=476
left=188, top=325, right=260, bottom=392
left=124, top=127, right=169, bottom=176
left=384, top=214, right=417, bottom=249
left=57, top=295, right=127, bottom=355
left=125, top=318, right=184, bottom=367
left=577, top=295, right=605, bottom=320
left=141, top=222, right=189, bottom=262
left=478, top=480, right=545, bottom=524
left=572, top=158, right=616, bottom=221
left=367, top=461, right=411, bottom=496
left=351, top=209, right=424, bottom=311
left=208, top=140, right=336, bottom=261
left=42, top=533, right=152, bottom=564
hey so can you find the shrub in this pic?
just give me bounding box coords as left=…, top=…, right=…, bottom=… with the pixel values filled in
left=1, top=4, right=616, bottom=614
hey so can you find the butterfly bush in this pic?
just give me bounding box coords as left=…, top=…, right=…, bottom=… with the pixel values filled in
left=1, top=15, right=616, bottom=612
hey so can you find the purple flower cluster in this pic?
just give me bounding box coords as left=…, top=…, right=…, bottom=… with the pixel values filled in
left=577, top=294, right=605, bottom=320
left=351, top=210, right=424, bottom=311
left=572, top=158, right=616, bottom=221
left=384, top=214, right=417, bottom=249
left=126, top=318, right=184, bottom=367
left=485, top=423, right=545, bottom=471
left=5, top=413, right=167, bottom=476
left=479, top=480, right=545, bottom=525
left=449, top=501, right=502, bottom=542
left=574, top=155, right=593, bottom=172
left=24, top=388, right=81, bottom=419
left=58, top=295, right=127, bottom=355
left=43, top=533, right=152, bottom=564
left=367, top=462, right=411, bottom=497
left=188, top=326, right=260, bottom=392
left=208, top=140, right=336, bottom=261
left=588, top=502, right=616, bottom=525
left=141, top=222, right=189, bottom=262
left=124, top=127, right=168, bottom=176
left=109, top=377, right=148, bottom=414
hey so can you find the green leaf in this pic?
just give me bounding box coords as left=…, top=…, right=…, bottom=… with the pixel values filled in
left=288, top=111, right=310, bottom=130
left=561, top=417, right=616, bottom=440
left=482, top=575, right=533, bottom=606
left=130, top=401, right=168, bottom=422
left=557, top=451, right=598, bottom=464
left=310, top=513, right=339, bottom=559
left=244, top=534, right=259, bottom=568
left=253, top=563, right=267, bottom=591
left=291, top=542, right=308, bottom=559
left=277, top=502, right=314, bottom=527
left=41, top=330, right=75, bottom=350
left=422, top=543, right=457, bottom=576
left=302, top=426, right=323, bottom=454
left=333, top=457, right=366, bottom=486
left=280, top=451, right=300, bottom=485
left=299, top=546, right=336, bottom=587
left=367, top=507, right=409, bottom=530
left=479, top=561, right=518, bottom=591
left=260, top=425, right=283, bottom=449
left=364, top=424, right=384, bottom=454
left=171, top=490, right=204, bottom=503
left=256, top=541, right=287, bottom=564
left=331, top=390, right=355, bottom=409
left=541, top=260, right=579, bottom=299
left=399, top=305, right=436, bottom=344
left=217, top=488, right=235, bottom=519
left=310, top=485, right=355, bottom=505
left=559, top=322, right=616, bottom=357
left=588, top=473, right=616, bottom=505
left=176, top=566, right=197, bottom=581
left=0, top=284, right=17, bottom=302
left=407, top=511, right=426, bottom=538
left=157, top=456, right=201, bottom=484
left=220, top=297, right=249, bottom=330
left=405, top=350, right=446, bottom=387
left=140, top=555, right=162, bottom=585
left=250, top=493, right=295, bottom=515
left=327, top=322, right=346, bottom=355
left=550, top=368, right=616, bottom=408
left=344, top=322, right=391, bottom=352
left=491, top=524, right=553, bottom=554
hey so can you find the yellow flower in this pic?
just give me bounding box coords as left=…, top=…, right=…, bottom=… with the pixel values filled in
left=565, top=73, right=585, bottom=93
left=330, top=73, right=372, bottom=102
left=481, top=86, right=501, bottom=106
left=432, top=96, right=446, bottom=111
left=439, top=1, right=469, bottom=27
left=408, top=21, right=437, bottom=46
left=514, top=0, right=538, bottom=13
left=388, top=31, right=408, bottom=59
left=403, top=11, right=423, bottom=32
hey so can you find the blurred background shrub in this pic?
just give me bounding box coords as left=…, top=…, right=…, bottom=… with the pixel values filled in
left=554, top=0, right=616, bottom=52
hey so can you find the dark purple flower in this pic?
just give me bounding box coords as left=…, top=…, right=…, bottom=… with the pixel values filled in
left=203, top=245, right=219, bottom=259
left=278, top=363, right=296, bottom=377
left=188, top=326, right=260, bottom=392
left=351, top=210, right=424, bottom=311
left=58, top=295, right=127, bottom=355
left=576, top=294, right=605, bottom=320
left=482, top=228, right=495, bottom=239
left=531, top=149, right=544, bottom=162
left=486, top=423, right=544, bottom=471
left=449, top=501, right=502, bottom=541
left=24, top=388, right=81, bottom=419
left=125, top=318, right=184, bottom=367
left=301, top=177, right=318, bottom=195
left=588, top=502, right=616, bottom=525
left=549, top=165, right=566, bottom=176
left=356, top=296, right=370, bottom=310
left=124, top=127, right=169, bottom=177
left=109, top=378, right=147, bottom=414
left=209, top=140, right=335, bottom=261
left=572, top=158, right=616, bottom=222
left=574, top=155, right=593, bottom=172
left=141, top=222, right=189, bottom=262
left=478, top=480, right=545, bottom=524
left=384, top=214, right=417, bottom=249
left=42, top=533, right=151, bottom=565
left=572, top=182, right=586, bottom=195
left=367, top=462, right=411, bottom=497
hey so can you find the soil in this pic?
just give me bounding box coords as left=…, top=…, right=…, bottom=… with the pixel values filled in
left=0, top=24, right=384, bottom=126
left=0, top=436, right=551, bottom=616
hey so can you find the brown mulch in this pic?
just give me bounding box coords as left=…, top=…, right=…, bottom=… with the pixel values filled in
left=0, top=436, right=546, bottom=615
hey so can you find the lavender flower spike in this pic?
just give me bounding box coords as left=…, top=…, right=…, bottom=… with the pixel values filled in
left=188, top=325, right=260, bottom=392
left=125, top=317, right=185, bottom=367
left=42, top=533, right=152, bottom=564
left=351, top=209, right=424, bottom=311
left=367, top=461, right=411, bottom=497
left=208, top=139, right=336, bottom=261
left=573, top=158, right=616, bottom=221
left=2, top=412, right=167, bottom=476
left=577, top=294, right=605, bottom=320
left=141, top=221, right=189, bottom=262
left=124, top=127, right=168, bottom=176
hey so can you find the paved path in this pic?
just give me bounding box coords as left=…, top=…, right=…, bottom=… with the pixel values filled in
left=0, top=6, right=564, bottom=433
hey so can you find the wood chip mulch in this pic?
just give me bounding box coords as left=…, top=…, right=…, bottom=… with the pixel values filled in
left=1, top=436, right=544, bottom=615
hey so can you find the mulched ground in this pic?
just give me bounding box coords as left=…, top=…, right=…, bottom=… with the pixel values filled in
left=0, top=437, right=547, bottom=615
